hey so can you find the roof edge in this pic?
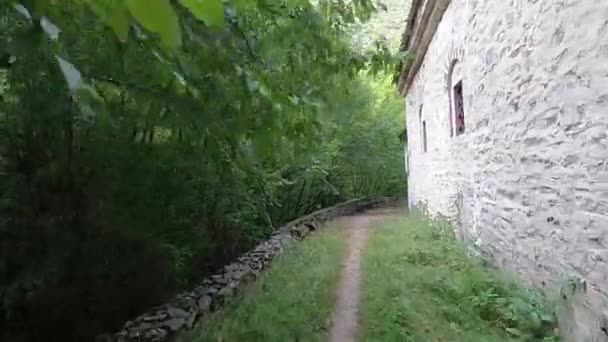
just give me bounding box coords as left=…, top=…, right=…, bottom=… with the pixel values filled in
left=392, top=0, right=423, bottom=84
left=394, top=0, right=451, bottom=96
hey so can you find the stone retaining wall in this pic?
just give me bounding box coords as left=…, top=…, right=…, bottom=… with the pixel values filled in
left=105, top=198, right=397, bottom=342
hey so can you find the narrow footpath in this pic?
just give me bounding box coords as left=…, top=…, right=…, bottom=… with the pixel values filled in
left=191, top=206, right=559, bottom=341
left=329, top=208, right=400, bottom=342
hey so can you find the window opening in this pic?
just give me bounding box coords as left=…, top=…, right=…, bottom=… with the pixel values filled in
left=422, top=120, right=428, bottom=153
left=418, top=105, right=425, bottom=153
left=453, top=80, right=465, bottom=135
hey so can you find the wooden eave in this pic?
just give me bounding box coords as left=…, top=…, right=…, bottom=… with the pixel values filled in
left=394, top=0, right=451, bottom=96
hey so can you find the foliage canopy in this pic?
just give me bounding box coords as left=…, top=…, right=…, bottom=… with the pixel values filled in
left=0, top=0, right=405, bottom=340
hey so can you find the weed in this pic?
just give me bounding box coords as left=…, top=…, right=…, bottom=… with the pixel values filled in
left=184, top=226, right=346, bottom=342
left=361, top=213, right=559, bottom=341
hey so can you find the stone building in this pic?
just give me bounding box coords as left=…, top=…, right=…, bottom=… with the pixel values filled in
left=396, top=0, right=608, bottom=340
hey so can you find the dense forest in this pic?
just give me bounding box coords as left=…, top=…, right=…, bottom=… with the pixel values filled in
left=0, top=1, right=405, bottom=341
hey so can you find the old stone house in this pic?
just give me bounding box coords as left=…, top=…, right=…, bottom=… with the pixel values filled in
left=396, top=0, right=608, bottom=340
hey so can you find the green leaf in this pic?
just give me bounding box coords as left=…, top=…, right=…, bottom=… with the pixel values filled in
left=178, top=0, right=224, bottom=28
left=33, top=0, right=50, bottom=17
left=126, top=0, right=181, bottom=49
left=10, top=26, right=43, bottom=56
left=109, top=4, right=129, bottom=42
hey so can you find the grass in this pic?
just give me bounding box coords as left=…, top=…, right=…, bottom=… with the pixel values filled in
left=186, top=224, right=346, bottom=342
left=361, top=213, right=559, bottom=342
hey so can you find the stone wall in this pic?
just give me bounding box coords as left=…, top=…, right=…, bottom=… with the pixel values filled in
left=404, top=0, right=608, bottom=340
left=103, top=198, right=396, bottom=342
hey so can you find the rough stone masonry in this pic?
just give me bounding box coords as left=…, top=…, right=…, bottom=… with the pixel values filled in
left=101, top=198, right=395, bottom=342
left=397, top=0, right=608, bottom=340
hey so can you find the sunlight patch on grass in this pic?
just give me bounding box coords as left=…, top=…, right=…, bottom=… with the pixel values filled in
left=361, top=213, right=559, bottom=342
left=187, top=225, right=346, bottom=342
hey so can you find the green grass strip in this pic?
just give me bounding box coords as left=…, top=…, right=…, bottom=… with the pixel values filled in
left=187, top=225, right=346, bottom=342
left=361, top=213, right=559, bottom=342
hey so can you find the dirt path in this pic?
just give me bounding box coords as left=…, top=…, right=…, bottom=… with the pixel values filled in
left=329, top=208, right=400, bottom=342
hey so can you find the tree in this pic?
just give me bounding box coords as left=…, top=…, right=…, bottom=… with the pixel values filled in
left=0, top=1, right=404, bottom=340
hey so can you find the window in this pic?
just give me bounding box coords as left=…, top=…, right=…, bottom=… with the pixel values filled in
left=422, top=120, right=428, bottom=153
left=453, top=80, right=465, bottom=135
left=418, top=105, right=427, bottom=153
left=447, top=59, right=465, bottom=137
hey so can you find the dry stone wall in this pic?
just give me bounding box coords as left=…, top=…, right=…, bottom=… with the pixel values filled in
left=102, top=198, right=396, bottom=342
left=404, top=0, right=608, bottom=340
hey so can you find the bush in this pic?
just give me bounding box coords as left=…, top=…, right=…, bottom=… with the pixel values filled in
left=0, top=1, right=405, bottom=340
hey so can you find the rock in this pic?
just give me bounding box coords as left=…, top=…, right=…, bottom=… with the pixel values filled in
left=192, top=286, right=206, bottom=297
left=224, top=263, right=241, bottom=273
left=197, top=295, right=212, bottom=312
left=226, top=264, right=253, bottom=281
left=109, top=198, right=388, bottom=341
left=302, top=221, right=317, bottom=232
left=173, top=295, right=197, bottom=310
left=210, top=274, right=228, bottom=285
left=291, top=224, right=311, bottom=238
left=127, top=322, right=155, bottom=335
left=143, top=328, right=168, bottom=341
left=166, top=306, right=188, bottom=318
left=115, top=330, right=127, bottom=338
left=162, top=318, right=186, bottom=332
left=218, top=285, right=234, bottom=299
left=142, top=312, right=168, bottom=322
left=205, top=286, right=220, bottom=295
